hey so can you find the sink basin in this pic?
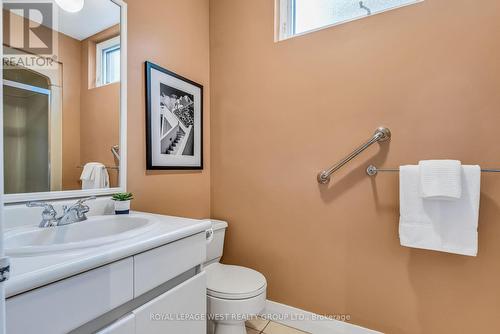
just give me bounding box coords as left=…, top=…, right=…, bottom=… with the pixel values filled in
left=5, top=215, right=155, bottom=256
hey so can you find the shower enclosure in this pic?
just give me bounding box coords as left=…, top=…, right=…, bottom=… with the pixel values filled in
left=3, top=70, right=51, bottom=194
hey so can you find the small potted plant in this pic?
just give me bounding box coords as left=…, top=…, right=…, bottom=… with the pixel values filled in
left=112, top=192, right=133, bottom=214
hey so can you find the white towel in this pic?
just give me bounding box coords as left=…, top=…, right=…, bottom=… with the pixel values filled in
left=80, top=162, right=110, bottom=189
left=399, top=165, right=481, bottom=256
left=419, top=160, right=462, bottom=200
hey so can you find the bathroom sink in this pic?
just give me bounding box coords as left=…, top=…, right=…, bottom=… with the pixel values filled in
left=5, top=215, right=155, bottom=256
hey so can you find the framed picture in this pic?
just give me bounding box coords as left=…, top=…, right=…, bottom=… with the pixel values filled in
left=145, top=61, right=203, bottom=170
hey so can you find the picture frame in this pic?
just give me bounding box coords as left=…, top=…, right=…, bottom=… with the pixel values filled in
left=145, top=61, right=203, bottom=170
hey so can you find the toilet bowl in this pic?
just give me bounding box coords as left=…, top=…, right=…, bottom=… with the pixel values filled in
left=204, top=220, right=267, bottom=334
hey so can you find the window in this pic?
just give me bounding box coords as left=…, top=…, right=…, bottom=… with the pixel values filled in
left=277, top=0, right=422, bottom=40
left=96, top=36, right=120, bottom=87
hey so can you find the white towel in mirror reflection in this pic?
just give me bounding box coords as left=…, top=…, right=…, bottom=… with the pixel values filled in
left=80, top=162, right=110, bottom=189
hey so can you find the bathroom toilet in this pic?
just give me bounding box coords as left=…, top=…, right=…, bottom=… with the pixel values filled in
left=204, top=220, right=267, bottom=334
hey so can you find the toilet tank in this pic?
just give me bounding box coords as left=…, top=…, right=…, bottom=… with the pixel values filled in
left=205, top=219, right=228, bottom=265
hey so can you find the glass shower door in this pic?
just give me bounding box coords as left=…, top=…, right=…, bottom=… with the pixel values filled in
left=3, top=80, right=50, bottom=194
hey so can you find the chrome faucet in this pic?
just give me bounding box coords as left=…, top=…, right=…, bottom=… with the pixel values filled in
left=58, top=197, right=96, bottom=226
left=27, top=196, right=96, bottom=228
left=26, top=202, right=59, bottom=228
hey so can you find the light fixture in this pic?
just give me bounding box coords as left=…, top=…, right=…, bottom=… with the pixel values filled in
left=54, top=0, right=84, bottom=13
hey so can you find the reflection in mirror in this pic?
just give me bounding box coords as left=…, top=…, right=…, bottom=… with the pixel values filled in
left=2, top=0, right=121, bottom=195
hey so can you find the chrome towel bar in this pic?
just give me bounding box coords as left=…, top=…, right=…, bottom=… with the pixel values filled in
left=77, top=165, right=120, bottom=170
left=317, top=127, right=391, bottom=184
left=366, top=165, right=500, bottom=176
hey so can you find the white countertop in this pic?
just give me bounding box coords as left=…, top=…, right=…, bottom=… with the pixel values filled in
left=5, top=211, right=211, bottom=298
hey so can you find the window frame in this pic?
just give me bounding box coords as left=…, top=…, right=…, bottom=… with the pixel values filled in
left=95, top=35, right=121, bottom=87
left=277, top=0, right=295, bottom=41
left=277, top=0, right=423, bottom=41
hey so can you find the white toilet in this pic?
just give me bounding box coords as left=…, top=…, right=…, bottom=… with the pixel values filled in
left=204, top=220, right=267, bottom=334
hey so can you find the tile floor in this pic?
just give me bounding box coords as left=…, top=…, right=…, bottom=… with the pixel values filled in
left=246, top=317, right=310, bottom=334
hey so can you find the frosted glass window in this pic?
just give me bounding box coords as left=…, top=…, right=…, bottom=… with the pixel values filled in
left=96, top=36, right=121, bottom=87
left=104, top=47, right=120, bottom=84
left=278, top=0, right=422, bottom=40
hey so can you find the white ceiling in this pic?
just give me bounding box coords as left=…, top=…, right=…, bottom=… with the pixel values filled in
left=20, top=0, right=120, bottom=41
left=55, top=0, right=120, bottom=40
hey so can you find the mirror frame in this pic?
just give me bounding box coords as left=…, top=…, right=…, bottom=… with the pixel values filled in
left=4, top=0, right=127, bottom=204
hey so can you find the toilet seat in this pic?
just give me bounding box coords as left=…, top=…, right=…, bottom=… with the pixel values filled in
left=205, top=263, right=267, bottom=300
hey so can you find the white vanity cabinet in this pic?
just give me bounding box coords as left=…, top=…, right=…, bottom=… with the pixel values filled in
left=133, top=273, right=206, bottom=333
left=133, top=233, right=206, bottom=296
left=6, top=258, right=134, bottom=334
left=96, top=314, right=135, bottom=334
left=6, top=232, right=207, bottom=334
left=97, top=273, right=206, bottom=334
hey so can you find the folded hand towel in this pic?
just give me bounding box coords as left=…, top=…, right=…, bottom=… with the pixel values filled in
left=399, top=165, right=480, bottom=256
left=80, top=162, right=110, bottom=190
left=419, top=160, right=462, bottom=200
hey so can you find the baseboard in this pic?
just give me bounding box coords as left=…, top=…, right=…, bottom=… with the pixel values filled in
left=262, top=300, right=382, bottom=334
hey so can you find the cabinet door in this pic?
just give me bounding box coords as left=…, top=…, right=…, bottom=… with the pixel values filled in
left=134, top=273, right=206, bottom=334
left=96, top=314, right=135, bottom=334
left=133, top=233, right=206, bottom=297
left=6, top=258, right=133, bottom=334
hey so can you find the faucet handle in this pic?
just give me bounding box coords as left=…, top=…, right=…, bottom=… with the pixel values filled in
left=26, top=202, right=58, bottom=227
left=73, top=196, right=96, bottom=219
left=75, top=196, right=97, bottom=206
left=26, top=201, right=56, bottom=212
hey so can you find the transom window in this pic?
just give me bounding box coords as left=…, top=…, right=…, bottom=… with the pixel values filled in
left=96, top=36, right=121, bottom=87
left=277, top=0, right=422, bottom=40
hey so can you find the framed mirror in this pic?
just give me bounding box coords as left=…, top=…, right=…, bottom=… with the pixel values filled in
left=2, top=0, right=127, bottom=203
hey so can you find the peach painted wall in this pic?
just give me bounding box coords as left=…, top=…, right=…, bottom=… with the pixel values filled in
left=210, top=0, right=500, bottom=333
left=80, top=26, right=120, bottom=188
left=59, top=33, right=82, bottom=190
left=126, top=0, right=211, bottom=218
left=79, top=83, right=120, bottom=187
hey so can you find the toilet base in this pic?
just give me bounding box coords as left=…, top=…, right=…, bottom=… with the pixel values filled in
left=210, top=320, right=247, bottom=334
left=207, top=292, right=266, bottom=334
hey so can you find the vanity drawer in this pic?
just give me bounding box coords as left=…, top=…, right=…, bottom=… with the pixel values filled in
left=133, top=272, right=206, bottom=333
left=133, top=232, right=206, bottom=297
left=6, top=258, right=134, bottom=334
left=96, top=314, right=135, bottom=334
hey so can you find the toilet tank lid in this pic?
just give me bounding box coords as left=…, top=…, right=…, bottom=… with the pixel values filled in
left=204, top=219, right=228, bottom=231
